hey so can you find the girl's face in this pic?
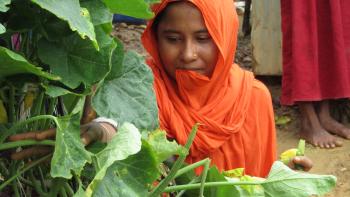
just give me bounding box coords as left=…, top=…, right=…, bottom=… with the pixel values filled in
left=155, top=2, right=219, bottom=80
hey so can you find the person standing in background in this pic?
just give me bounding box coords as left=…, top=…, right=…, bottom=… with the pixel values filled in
left=280, top=0, right=350, bottom=148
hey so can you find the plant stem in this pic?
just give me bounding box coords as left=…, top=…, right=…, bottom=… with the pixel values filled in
left=29, top=169, right=47, bottom=196
left=37, top=166, right=47, bottom=192
left=176, top=176, right=201, bottom=197
left=49, top=178, right=64, bottom=197
left=174, top=158, right=210, bottom=179
left=149, top=124, right=199, bottom=197
left=8, top=84, right=15, bottom=123
left=63, top=182, right=74, bottom=196
left=12, top=180, right=20, bottom=197
left=31, top=92, right=44, bottom=130
left=199, top=158, right=210, bottom=197
left=0, top=154, right=52, bottom=190
left=163, top=181, right=262, bottom=193
left=43, top=98, right=57, bottom=129
left=0, top=140, right=55, bottom=151
left=60, top=187, right=68, bottom=197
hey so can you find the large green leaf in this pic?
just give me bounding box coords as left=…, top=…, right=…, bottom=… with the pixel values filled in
left=86, top=122, right=142, bottom=196
left=51, top=113, right=92, bottom=179
left=92, top=164, right=147, bottom=197
left=103, top=0, right=154, bottom=19
left=147, top=129, right=184, bottom=162
left=93, top=141, right=159, bottom=197
left=81, top=0, right=112, bottom=26
left=38, top=26, right=116, bottom=89
left=104, top=38, right=124, bottom=81
left=31, top=0, right=97, bottom=47
left=0, top=46, right=60, bottom=80
left=92, top=51, right=159, bottom=131
left=0, top=0, right=10, bottom=12
left=262, top=161, right=336, bottom=197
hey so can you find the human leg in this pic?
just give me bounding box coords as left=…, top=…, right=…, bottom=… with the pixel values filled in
left=298, top=101, right=342, bottom=148
left=318, top=100, right=350, bottom=140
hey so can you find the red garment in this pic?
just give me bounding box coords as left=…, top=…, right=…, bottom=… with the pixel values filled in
left=142, top=0, right=276, bottom=177
left=281, top=0, right=350, bottom=105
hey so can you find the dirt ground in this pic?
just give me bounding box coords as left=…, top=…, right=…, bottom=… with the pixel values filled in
left=114, top=23, right=350, bottom=196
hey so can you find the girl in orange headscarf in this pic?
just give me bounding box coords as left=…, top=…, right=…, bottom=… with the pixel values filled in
left=142, top=0, right=311, bottom=177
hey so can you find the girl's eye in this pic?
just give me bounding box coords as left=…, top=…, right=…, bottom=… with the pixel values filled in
left=166, top=36, right=181, bottom=43
left=197, top=35, right=211, bottom=42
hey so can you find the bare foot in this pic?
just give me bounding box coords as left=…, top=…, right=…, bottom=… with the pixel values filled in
left=298, top=102, right=343, bottom=149
left=319, top=117, right=350, bottom=139
left=318, top=100, right=350, bottom=139
left=300, top=126, right=343, bottom=149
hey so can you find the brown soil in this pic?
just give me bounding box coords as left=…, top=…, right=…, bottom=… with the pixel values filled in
left=113, top=23, right=350, bottom=197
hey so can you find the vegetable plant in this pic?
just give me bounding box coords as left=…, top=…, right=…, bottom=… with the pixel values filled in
left=0, top=0, right=337, bottom=196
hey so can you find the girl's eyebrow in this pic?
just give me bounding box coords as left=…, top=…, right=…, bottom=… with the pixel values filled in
left=162, top=29, right=209, bottom=34
left=162, top=29, right=180, bottom=34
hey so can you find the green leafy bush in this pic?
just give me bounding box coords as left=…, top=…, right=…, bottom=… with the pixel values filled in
left=0, top=0, right=337, bottom=196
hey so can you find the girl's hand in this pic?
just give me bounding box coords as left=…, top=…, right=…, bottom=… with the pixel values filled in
left=7, top=121, right=117, bottom=160
left=287, top=156, right=313, bottom=172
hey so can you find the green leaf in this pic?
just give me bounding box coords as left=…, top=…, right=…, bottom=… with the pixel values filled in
left=38, top=25, right=116, bottom=89
left=275, top=115, right=291, bottom=126
left=51, top=113, right=92, bottom=179
left=147, top=129, right=184, bottom=162
left=105, top=38, right=124, bottom=81
left=31, top=0, right=97, bottom=48
left=41, top=15, right=74, bottom=41
left=0, top=46, right=60, bottom=80
left=93, top=51, right=159, bottom=131
left=43, top=84, right=90, bottom=97
left=103, top=0, right=154, bottom=19
left=222, top=168, right=244, bottom=178
left=5, top=1, right=40, bottom=32
left=0, top=24, right=5, bottom=34
left=0, top=0, right=10, bottom=12
left=81, top=0, right=113, bottom=26
left=262, top=161, right=337, bottom=197
left=86, top=122, right=142, bottom=196
left=92, top=164, right=147, bottom=197
left=92, top=141, right=159, bottom=197
left=204, top=167, right=240, bottom=197
left=0, top=100, right=8, bottom=124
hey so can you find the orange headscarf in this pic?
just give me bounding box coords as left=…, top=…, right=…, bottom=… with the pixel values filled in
left=142, top=0, right=276, bottom=177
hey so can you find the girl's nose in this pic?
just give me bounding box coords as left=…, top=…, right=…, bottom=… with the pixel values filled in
left=181, top=41, right=198, bottom=63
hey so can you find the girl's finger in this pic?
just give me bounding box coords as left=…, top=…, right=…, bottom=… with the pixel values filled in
left=293, top=156, right=313, bottom=171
